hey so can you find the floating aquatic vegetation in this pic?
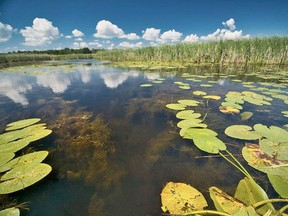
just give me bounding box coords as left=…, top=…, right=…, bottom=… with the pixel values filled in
left=224, top=125, right=262, bottom=140
left=219, top=106, right=240, bottom=114
left=282, top=111, right=288, bottom=118
left=151, top=80, right=163, bottom=84
left=160, top=182, right=208, bottom=214
left=254, top=124, right=288, bottom=143
left=0, top=207, right=20, bottom=216
left=193, top=90, right=207, bottom=96
left=203, top=95, right=221, bottom=100
left=175, top=110, right=201, bottom=120
left=178, top=85, right=190, bottom=90
left=200, top=84, right=213, bottom=87
left=221, top=101, right=243, bottom=110
left=177, top=119, right=204, bottom=129
left=0, top=118, right=52, bottom=195
left=140, top=84, right=153, bottom=87
left=240, top=112, right=253, bottom=121
left=165, top=103, right=186, bottom=110
left=177, top=99, right=199, bottom=107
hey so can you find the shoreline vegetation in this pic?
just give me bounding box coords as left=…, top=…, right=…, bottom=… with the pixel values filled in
left=0, top=37, right=287, bottom=69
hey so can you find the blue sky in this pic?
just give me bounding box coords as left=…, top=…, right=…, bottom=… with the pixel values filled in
left=0, top=0, right=287, bottom=52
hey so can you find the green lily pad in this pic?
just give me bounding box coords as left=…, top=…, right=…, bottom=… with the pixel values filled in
left=234, top=177, right=275, bottom=215
left=225, top=97, right=244, bottom=104
left=282, top=111, right=288, bottom=117
left=0, top=151, right=49, bottom=173
left=0, top=130, right=26, bottom=145
left=0, top=207, right=20, bottom=216
left=179, top=124, right=208, bottom=136
left=240, top=112, right=253, bottom=121
left=221, top=102, right=243, bottom=110
left=160, top=182, right=208, bottom=214
left=5, top=118, right=41, bottom=131
left=140, top=84, right=153, bottom=87
left=178, top=100, right=199, bottom=107
left=233, top=206, right=258, bottom=216
left=152, top=80, right=163, bottom=84
left=259, top=139, right=288, bottom=160
left=0, top=152, right=15, bottom=167
left=209, top=186, right=245, bottom=214
left=193, top=91, right=207, bottom=96
left=200, top=84, right=213, bottom=87
left=0, top=163, right=52, bottom=194
left=193, top=136, right=226, bottom=154
left=254, top=124, right=288, bottom=143
left=165, top=103, right=186, bottom=111
left=177, top=119, right=203, bottom=129
left=183, top=128, right=218, bottom=139
left=0, top=139, right=30, bottom=153
left=225, top=125, right=262, bottom=140
left=203, top=95, right=221, bottom=100
left=176, top=110, right=201, bottom=120
left=179, top=85, right=190, bottom=90
left=267, top=174, right=288, bottom=198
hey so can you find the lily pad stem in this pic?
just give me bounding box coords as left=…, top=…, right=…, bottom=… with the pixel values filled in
left=219, top=151, right=250, bottom=179
left=253, top=199, right=288, bottom=209
left=225, top=150, right=253, bottom=180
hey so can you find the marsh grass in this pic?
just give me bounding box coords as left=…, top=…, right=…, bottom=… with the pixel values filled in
left=94, top=37, right=288, bottom=66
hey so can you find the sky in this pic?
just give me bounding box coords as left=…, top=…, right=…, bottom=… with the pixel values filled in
left=0, top=0, right=287, bottom=52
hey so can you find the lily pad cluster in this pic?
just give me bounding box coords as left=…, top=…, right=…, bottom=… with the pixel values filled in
left=220, top=91, right=273, bottom=115
left=225, top=124, right=288, bottom=198
left=0, top=118, right=52, bottom=214
left=166, top=101, right=226, bottom=154
left=161, top=178, right=284, bottom=215
left=174, top=81, right=190, bottom=90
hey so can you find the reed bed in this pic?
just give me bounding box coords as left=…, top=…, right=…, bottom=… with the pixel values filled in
left=94, top=37, right=288, bottom=65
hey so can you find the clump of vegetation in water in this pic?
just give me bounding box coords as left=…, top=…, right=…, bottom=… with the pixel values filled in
left=0, top=118, right=52, bottom=215
left=94, top=36, right=288, bottom=67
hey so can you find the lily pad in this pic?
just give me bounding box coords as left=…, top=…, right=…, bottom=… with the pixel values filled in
left=240, top=112, right=253, bottom=121
left=0, top=163, right=52, bottom=194
left=225, top=125, right=262, bottom=140
left=203, top=95, right=221, bottom=100
left=176, top=110, right=201, bottom=120
left=282, top=111, right=288, bottom=118
left=178, top=100, right=199, bottom=107
left=193, top=91, right=207, bottom=96
left=267, top=174, right=288, bottom=198
left=200, top=84, right=213, bottom=87
left=193, top=136, right=226, bottom=154
left=6, top=118, right=41, bottom=131
left=179, top=85, right=190, bottom=90
left=259, top=139, right=288, bottom=160
left=233, top=206, right=258, bottom=216
left=183, top=128, right=218, bottom=140
left=140, top=84, right=153, bottom=87
left=221, top=102, right=243, bottom=110
left=177, top=119, right=203, bottom=129
left=234, top=177, right=275, bottom=215
left=160, top=182, right=208, bottom=214
left=209, top=186, right=245, bottom=214
left=0, top=151, right=49, bottom=173
left=0, top=152, right=15, bottom=167
left=165, top=103, right=186, bottom=111
left=219, top=106, right=240, bottom=115
left=225, top=97, right=244, bottom=104
left=0, top=139, right=30, bottom=153
left=242, top=144, right=288, bottom=178
left=0, top=207, right=20, bottom=216
left=254, top=124, right=288, bottom=143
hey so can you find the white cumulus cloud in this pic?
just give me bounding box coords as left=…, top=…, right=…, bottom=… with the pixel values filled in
left=65, top=35, right=72, bottom=39
left=20, top=18, right=60, bottom=46
left=73, top=42, right=88, bottom=48
left=72, top=29, right=84, bottom=37
left=160, top=29, right=182, bottom=42
left=142, top=28, right=161, bottom=41
left=0, top=22, right=14, bottom=42
left=88, top=41, right=103, bottom=47
left=120, top=33, right=140, bottom=40
left=93, top=20, right=124, bottom=38
left=75, top=37, right=83, bottom=41
left=183, top=34, right=199, bottom=43
left=119, top=41, right=143, bottom=49
left=222, top=18, right=236, bottom=31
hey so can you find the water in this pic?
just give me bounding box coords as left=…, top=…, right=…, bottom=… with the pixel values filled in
left=0, top=60, right=287, bottom=215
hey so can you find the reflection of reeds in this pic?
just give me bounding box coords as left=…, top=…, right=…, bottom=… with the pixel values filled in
left=94, top=37, right=288, bottom=65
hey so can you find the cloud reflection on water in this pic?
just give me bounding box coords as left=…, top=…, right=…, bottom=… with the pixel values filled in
left=0, top=62, right=141, bottom=106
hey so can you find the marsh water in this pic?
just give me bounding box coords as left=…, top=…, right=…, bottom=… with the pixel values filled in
left=0, top=60, right=287, bottom=216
